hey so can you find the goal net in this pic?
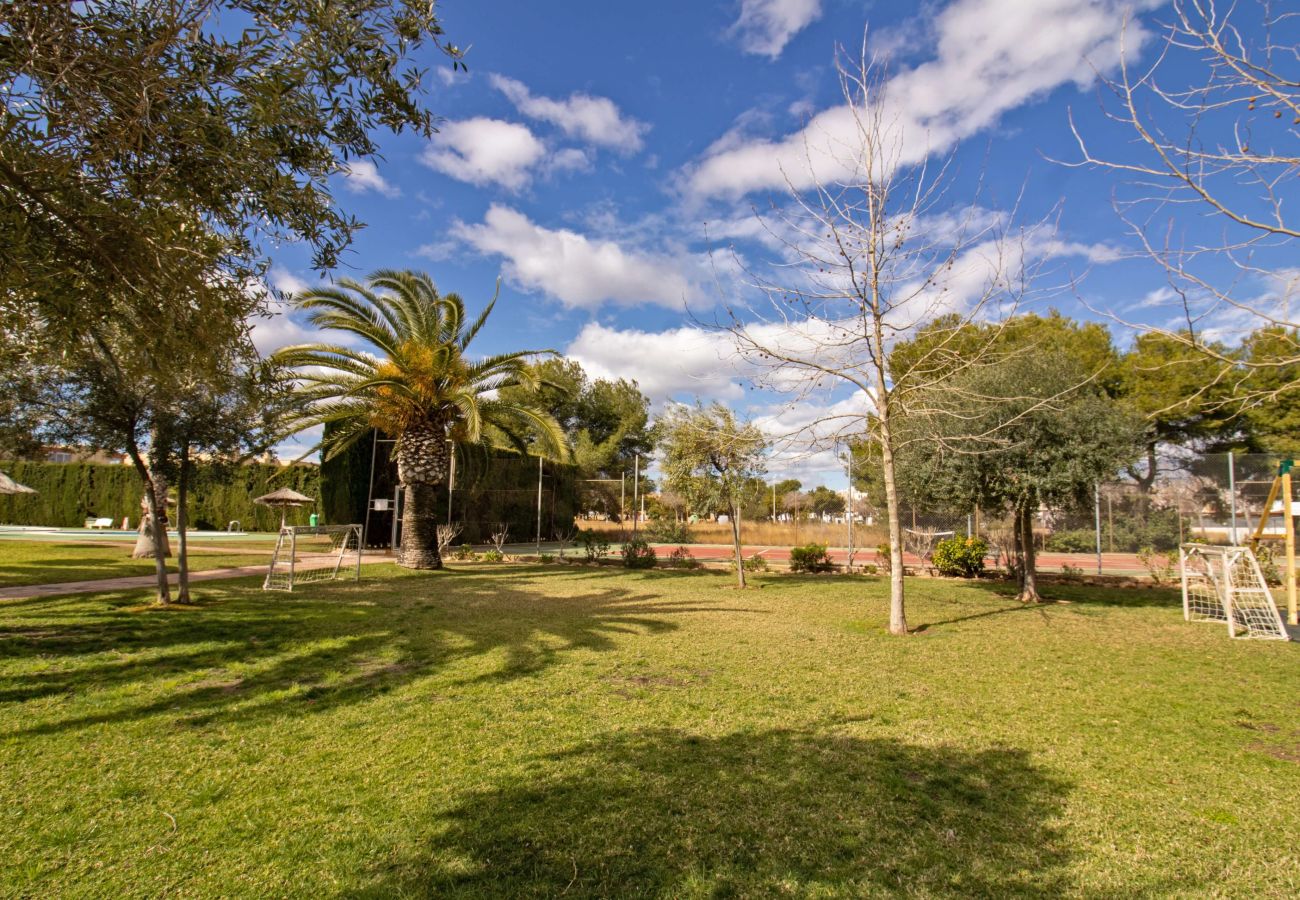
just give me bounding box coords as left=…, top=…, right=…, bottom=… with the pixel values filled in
left=1179, top=544, right=1287, bottom=640
left=263, top=524, right=363, bottom=592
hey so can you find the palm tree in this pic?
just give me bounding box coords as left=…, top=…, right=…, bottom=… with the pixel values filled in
left=275, top=269, right=568, bottom=569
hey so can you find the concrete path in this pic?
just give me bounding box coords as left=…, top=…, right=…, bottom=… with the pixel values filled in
left=0, top=554, right=394, bottom=602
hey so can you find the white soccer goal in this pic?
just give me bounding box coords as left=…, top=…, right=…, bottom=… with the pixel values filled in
left=263, top=524, right=363, bottom=592
left=1179, top=544, right=1288, bottom=640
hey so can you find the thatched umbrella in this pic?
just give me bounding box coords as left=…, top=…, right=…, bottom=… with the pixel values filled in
left=253, top=487, right=315, bottom=530
left=0, top=471, right=37, bottom=495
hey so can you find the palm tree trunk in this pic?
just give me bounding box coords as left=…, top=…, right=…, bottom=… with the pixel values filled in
left=395, top=422, right=448, bottom=569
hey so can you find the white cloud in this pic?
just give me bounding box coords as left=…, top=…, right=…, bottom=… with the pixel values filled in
left=340, top=159, right=400, bottom=198
left=489, top=74, right=649, bottom=152
left=420, top=118, right=546, bottom=190
left=567, top=323, right=747, bottom=404
left=450, top=204, right=707, bottom=309
left=249, top=311, right=320, bottom=356
left=729, top=0, right=822, bottom=59
left=690, top=0, right=1154, bottom=198
left=268, top=265, right=310, bottom=297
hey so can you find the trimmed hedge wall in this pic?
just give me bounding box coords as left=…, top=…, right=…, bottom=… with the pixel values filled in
left=319, top=429, right=580, bottom=546
left=0, top=461, right=320, bottom=532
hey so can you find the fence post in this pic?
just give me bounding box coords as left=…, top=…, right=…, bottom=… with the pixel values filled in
left=1094, top=483, right=1103, bottom=575
left=1228, top=451, right=1237, bottom=544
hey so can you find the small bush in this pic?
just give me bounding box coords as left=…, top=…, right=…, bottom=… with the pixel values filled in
left=480, top=548, right=504, bottom=563
left=1045, top=529, right=1095, bottom=553
left=621, top=536, right=657, bottom=569
left=730, top=553, right=770, bottom=573
left=876, top=542, right=892, bottom=571
left=931, top=536, right=988, bottom=578
left=576, top=529, right=611, bottom=562
left=790, top=543, right=836, bottom=573
left=452, top=544, right=477, bottom=561
left=645, top=518, right=694, bottom=544
left=1137, top=545, right=1176, bottom=584
left=667, top=546, right=701, bottom=569
left=861, top=563, right=879, bottom=575
left=1060, top=563, right=1083, bottom=579
left=1256, top=544, right=1282, bottom=585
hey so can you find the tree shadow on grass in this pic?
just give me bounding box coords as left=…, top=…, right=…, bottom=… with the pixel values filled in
left=0, top=569, right=730, bottom=735
left=351, top=726, right=1073, bottom=898
left=961, top=576, right=1183, bottom=609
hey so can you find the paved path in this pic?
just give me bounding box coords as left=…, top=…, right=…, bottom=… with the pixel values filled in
left=0, top=554, right=393, bottom=602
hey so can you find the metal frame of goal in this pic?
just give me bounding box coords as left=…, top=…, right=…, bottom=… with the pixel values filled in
left=263, top=524, right=363, bottom=592
left=1179, top=544, right=1288, bottom=640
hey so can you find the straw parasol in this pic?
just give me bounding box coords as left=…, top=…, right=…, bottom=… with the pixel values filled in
left=253, top=487, right=315, bottom=529
left=0, top=471, right=37, bottom=495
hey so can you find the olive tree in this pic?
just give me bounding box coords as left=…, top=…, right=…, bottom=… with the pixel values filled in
left=658, top=403, right=767, bottom=588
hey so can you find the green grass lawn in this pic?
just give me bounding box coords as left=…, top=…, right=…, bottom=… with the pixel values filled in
left=0, top=540, right=271, bottom=587
left=0, top=565, right=1296, bottom=897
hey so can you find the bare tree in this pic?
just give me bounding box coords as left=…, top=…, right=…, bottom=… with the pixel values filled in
left=1069, top=0, right=1300, bottom=395
left=719, top=46, right=1046, bottom=634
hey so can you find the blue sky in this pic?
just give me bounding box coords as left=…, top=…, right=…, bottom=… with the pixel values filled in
left=258, top=0, right=1281, bottom=486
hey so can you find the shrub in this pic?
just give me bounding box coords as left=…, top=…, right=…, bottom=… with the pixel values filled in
left=645, top=518, right=694, bottom=544
left=730, top=553, right=769, bottom=573
left=876, top=542, right=891, bottom=571
left=1137, top=545, right=1176, bottom=584
left=1044, top=529, right=1094, bottom=553
left=451, top=544, right=477, bottom=561
left=667, top=546, right=701, bottom=569
left=480, top=548, right=504, bottom=563
left=931, top=536, right=988, bottom=578
left=576, top=529, right=611, bottom=563
left=621, top=536, right=657, bottom=569
left=789, top=543, right=835, bottom=573
left=861, top=563, right=879, bottom=575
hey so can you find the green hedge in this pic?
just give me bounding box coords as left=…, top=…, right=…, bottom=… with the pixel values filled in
left=319, top=429, right=580, bottom=546
left=0, top=461, right=319, bottom=532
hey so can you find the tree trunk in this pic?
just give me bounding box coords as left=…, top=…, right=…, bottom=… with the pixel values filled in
left=176, top=445, right=191, bottom=603
left=1126, top=443, right=1158, bottom=493
left=394, top=422, right=449, bottom=569
left=125, top=445, right=171, bottom=604
left=731, top=500, right=745, bottom=589
left=1016, top=504, right=1042, bottom=603
left=876, top=411, right=908, bottom=635
left=132, top=467, right=171, bottom=559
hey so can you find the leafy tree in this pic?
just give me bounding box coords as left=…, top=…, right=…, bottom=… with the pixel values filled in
left=807, top=485, right=846, bottom=519
left=1240, top=327, right=1300, bottom=452
left=905, top=352, right=1143, bottom=602
left=500, top=358, right=653, bottom=519
left=1, top=1, right=462, bottom=343
left=659, top=403, right=767, bottom=588
left=155, top=361, right=289, bottom=602
left=1115, top=331, right=1246, bottom=488
left=771, top=479, right=802, bottom=519
left=276, top=270, right=568, bottom=570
